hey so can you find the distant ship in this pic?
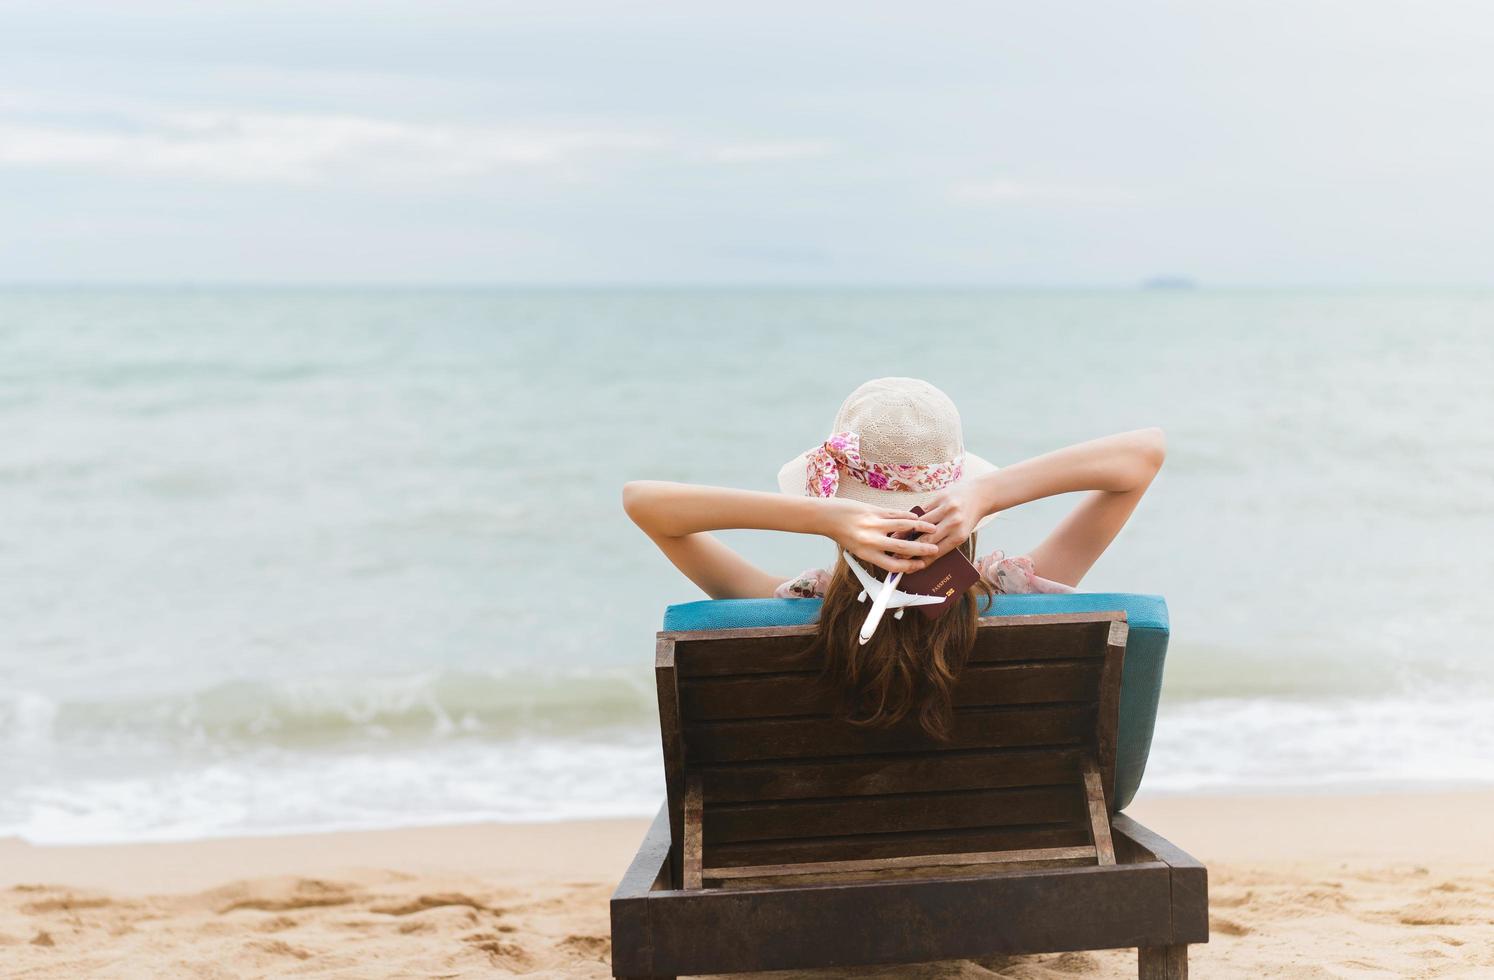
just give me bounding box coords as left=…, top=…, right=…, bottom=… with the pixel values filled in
left=1141, top=276, right=1197, bottom=290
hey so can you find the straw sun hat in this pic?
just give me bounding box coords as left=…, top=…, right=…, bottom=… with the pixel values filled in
left=776, top=377, right=999, bottom=531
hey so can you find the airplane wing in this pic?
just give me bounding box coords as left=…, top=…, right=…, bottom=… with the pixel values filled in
left=886, top=591, right=947, bottom=608
left=842, top=555, right=948, bottom=608
left=841, top=554, right=884, bottom=600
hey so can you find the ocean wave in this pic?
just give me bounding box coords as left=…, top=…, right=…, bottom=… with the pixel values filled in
left=0, top=736, right=665, bottom=845
left=3, top=691, right=1494, bottom=844
left=0, top=669, right=657, bottom=751
left=1146, top=696, right=1494, bottom=793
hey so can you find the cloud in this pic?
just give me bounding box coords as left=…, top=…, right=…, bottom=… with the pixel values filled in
left=709, top=140, right=834, bottom=163
left=950, top=177, right=1139, bottom=206
left=0, top=93, right=839, bottom=186
left=0, top=104, right=662, bottom=183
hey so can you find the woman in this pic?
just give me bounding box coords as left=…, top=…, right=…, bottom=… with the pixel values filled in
left=623, top=377, right=1165, bottom=739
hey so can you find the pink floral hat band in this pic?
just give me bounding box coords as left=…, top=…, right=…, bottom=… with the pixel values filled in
left=804, top=431, right=965, bottom=498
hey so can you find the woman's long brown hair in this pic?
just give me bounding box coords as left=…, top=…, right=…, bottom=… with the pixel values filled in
left=806, top=537, right=993, bottom=740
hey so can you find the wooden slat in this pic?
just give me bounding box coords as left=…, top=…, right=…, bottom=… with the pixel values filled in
left=682, top=776, right=703, bottom=889
left=680, top=660, right=1103, bottom=722
left=704, top=845, right=1097, bottom=882
left=680, top=672, right=820, bottom=720
left=671, top=628, right=816, bottom=677
left=708, top=821, right=1092, bottom=868
left=699, top=746, right=1082, bottom=803
left=967, top=616, right=1115, bottom=665
left=1081, top=760, right=1116, bottom=866
left=685, top=704, right=1094, bottom=764
left=671, top=612, right=1122, bottom=678
left=641, top=862, right=1175, bottom=975
left=705, top=784, right=1083, bottom=845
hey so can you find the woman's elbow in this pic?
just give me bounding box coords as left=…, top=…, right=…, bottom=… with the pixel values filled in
left=622, top=480, right=674, bottom=534
left=1139, top=426, right=1167, bottom=474
left=621, top=481, right=651, bottom=523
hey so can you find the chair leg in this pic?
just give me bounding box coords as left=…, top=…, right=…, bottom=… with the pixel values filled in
left=1138, top=944, right=1188, bottom=979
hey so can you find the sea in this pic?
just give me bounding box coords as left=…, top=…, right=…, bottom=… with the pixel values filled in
left=1, top=286, right=1491, bottom=843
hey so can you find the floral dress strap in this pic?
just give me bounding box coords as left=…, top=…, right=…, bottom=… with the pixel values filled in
left=973, top=551, right=1076, bottom=595
left=774, top=567, right=832, bottom=599
left=773, top=552, right=1074, bottom=599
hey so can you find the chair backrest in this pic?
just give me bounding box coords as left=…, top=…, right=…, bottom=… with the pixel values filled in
left=655, top=611, right=1127, bottom=880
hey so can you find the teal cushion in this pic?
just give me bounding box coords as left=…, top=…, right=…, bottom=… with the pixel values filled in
left=662, top=593, right=1168, bottom=810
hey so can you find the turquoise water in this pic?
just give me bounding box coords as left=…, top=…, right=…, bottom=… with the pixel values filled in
left=1, top=287, right=1491, bottom=841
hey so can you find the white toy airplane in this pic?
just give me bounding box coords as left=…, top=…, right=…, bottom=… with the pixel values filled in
left=841, top=553, right=947, bottom=645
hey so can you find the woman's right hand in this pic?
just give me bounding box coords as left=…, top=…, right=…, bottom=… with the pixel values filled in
left=817, top=498, right=939, bottom=575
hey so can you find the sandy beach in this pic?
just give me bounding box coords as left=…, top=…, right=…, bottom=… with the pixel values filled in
left=1, top=791, right=1490, bottom=978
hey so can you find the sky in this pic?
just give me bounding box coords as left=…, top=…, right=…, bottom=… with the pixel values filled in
left=3, top=1, right=1494, bottom=285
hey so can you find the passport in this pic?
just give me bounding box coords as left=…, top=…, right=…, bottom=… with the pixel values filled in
left=896, top=506, right=983, bottom=619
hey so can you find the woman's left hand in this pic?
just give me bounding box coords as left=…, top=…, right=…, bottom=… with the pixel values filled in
left=919, top=482, right=990, bottom=556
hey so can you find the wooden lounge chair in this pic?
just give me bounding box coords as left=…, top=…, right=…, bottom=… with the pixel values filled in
left=611, top=595, right=1207, bottom=979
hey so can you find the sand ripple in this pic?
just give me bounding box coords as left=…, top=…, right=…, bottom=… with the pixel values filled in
left=2, top=862, right=1492, bottom=978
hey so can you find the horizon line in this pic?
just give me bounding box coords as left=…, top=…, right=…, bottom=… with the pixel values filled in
left=3, top=280, right=1494, bottom=291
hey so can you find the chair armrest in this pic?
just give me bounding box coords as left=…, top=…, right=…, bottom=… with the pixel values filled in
left=612, top=802, right=672, bottom=900
left=1111, top=813, right=1204, bottom=870
left=611, top=802, right=673, bottom=976
left=1111, top=813, right=1209, bottom=944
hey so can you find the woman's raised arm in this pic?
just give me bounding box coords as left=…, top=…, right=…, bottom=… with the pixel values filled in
left=921, top=427, right=1166, bottom=587
left=622, top=481, right=939, bottom=599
